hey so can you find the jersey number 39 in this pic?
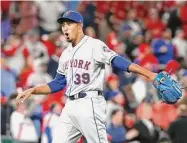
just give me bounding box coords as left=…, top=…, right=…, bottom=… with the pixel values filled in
left=74, top=73, right=90, bottom=85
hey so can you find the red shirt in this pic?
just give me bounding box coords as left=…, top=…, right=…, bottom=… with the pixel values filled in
left=42, top=90, right=65, bottom=113
left=17, top=67, right=33, bottom=88
left=145, top=19, right=165, bottom=37
left=42, top=40, right=56, bottom=57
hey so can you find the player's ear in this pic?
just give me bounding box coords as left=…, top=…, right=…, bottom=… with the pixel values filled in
left=78, top=23, right=83, bottom=31
left=80, top=23, right=83, bottom=27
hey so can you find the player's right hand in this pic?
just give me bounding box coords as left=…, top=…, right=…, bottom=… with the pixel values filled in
left=16, top=88, right=35, bottom=105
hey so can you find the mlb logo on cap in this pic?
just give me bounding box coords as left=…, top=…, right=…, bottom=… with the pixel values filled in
left=57, top=11, right=83, bottom=24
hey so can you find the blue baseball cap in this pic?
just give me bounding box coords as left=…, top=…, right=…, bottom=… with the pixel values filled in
left=57, top=11, right=83, bottom=24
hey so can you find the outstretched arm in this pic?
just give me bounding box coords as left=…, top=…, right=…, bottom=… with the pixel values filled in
left=16, top=73, right=66, bottom=104
left=111, top=56, right=157, bottom=81
left=112, top=56, right=182, bottom=104
left=128, top=63, right=157, bottom=81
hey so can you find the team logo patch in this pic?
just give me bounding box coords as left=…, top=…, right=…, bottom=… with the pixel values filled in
left=103, top=46, right=111, bottom=52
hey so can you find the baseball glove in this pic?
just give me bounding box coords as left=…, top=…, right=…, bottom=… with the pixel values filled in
left=153, top=72, right=182, bottom=104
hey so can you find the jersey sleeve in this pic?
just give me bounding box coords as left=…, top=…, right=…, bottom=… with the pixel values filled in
left=93, top=40, right=118, bottom=65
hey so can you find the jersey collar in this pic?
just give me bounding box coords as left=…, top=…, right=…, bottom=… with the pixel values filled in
left=71, top=35, right=88, bottom=49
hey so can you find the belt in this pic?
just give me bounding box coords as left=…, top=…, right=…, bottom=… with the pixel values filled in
left=68, top=91, right=103, bottom=100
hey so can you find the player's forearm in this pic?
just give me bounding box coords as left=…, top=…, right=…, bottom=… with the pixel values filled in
left=32, top=84, right=52, bottom=95
left=128, top=63, right=157, bottom=81
left=31, top=74, right=66, bottom=95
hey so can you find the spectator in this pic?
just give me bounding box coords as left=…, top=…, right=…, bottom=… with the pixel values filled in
left=120, top=23, right=132, bottom=51
left=23, top=29, right=49, bottom=63
left=172, top=29, right=187, bottom=66
left=25, top=58, right=52, bottom=138
left=28, top=97, right=44, bottom=140
left=107, top=109, right=126, bottom=143
left=106, top=32, right=119, bottom=51
left=41, top=32, right=66, bottom=78
left=131, top=73, right=154, bottom=104
left=145, top=8, right=165, bottom=38
left=166, top=7, right=182, bottom=38
left=82, top=3, right=97, bottom=32
left=1, top=1, right=12, bottom=42
left=105, top=91, right=125, bottom=118
left=125, top=32, right=144, bottom=61
left=10, top=101, right=38, bottom=142
left=0, top=55, right=17, bottom=97
left=2, top=35, right=26, bottom=75
left=112, top=42, right=134, bottom=92
left=47, top=47, right=62, bottom=79
left=99, top=12, right=118, bottom=42
left=46, top=37, right=65, bottom=78
left=176, top=57, right=187, bottom=70
left=125, top=9, right=142, bottom=36
left=135, top=43, right=159, bottom=72
left=144, top=30, right=153, bottom=44
left=126, top=118, right=158, bottom=143
left=35, top=1, right=66, bottom=35
left=151, top=28, right=175, bottom=67
left=85, top=26, right=96, bottom=38
left=152, top=102, right=178, bottom=130
left=124, top=113, right=137, bottom=129
left=104, top=74, right=125, bottom=125
left=1, top=93, right=17, bottom=136
left=132, top=44, right=158, bottom=104
left=41, top=31, right=62, bottom=57
left=16, top=56, right=34, bottom=88
left=167, top=97, right=187, bottom=143
left=41, top=103, right=62, bottom=143
left=26, top=59, right=52, bottom=87
left=15, top=1, right=38, bottom=34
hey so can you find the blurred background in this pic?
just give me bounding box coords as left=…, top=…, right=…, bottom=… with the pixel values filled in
left=1, top=1, right=187, bottom=143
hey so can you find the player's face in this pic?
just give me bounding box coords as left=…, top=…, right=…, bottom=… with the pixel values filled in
left=61, top=21, right=80, bottom=43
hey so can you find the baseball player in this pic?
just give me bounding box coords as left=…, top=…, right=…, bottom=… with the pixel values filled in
left=16, top=11, right=176, bottom=143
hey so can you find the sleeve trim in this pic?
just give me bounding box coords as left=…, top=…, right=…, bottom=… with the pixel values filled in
left=57, top=70, right=65, bottom=75
left=109, top=54, right=118, bottom=65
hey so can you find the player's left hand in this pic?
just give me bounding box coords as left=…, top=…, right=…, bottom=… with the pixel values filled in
left=153, top=72, right=182, bottom=104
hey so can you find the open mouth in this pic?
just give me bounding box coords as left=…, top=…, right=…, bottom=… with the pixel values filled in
left=64, top=33, right=69, bottom=37
left=64, top=33, right=70, bottom=40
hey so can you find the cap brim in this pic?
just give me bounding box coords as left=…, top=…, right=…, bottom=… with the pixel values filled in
left=57, top=17, right=79, bottom=24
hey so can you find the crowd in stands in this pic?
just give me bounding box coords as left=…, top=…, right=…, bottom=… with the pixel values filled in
left=1, top=1, right=187, bottom=143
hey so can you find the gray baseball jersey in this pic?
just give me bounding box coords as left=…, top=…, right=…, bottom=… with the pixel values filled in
left=53, top=35, right=119, bottom=143
left=57, top=35, right=118, bottom=96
